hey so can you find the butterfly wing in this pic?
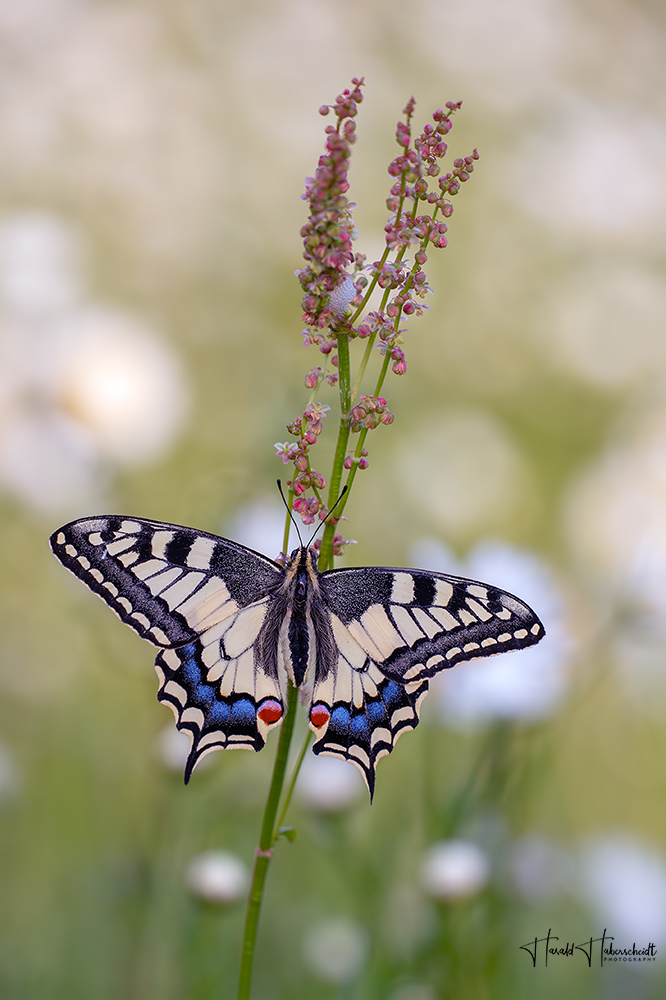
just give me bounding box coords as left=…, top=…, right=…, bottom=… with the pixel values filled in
left=50, top=516, right=286, bottom=776
left=312, top=566, right=545, bottom=795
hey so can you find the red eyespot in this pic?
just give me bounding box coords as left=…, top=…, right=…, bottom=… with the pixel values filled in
left=309, top=703, right=331, bottom=729
left=257, top=699, right=283, bottom=725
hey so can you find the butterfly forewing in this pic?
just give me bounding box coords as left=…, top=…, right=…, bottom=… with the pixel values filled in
left=319, top=566, right=543, bottom=681
left=51, top=516, right=282, bottom=645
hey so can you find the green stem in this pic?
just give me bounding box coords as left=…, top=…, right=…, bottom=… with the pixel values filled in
left=319, top=329, right=351, bottom=570
left=236, top=683, right=300, bottom=1000
left=273, top=729, right=314, bottom=839
left=281, top=485, right=295, bottom=556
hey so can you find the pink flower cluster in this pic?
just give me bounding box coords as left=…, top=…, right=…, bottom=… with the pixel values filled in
left=275, top=402, right=332, bottom=522
left=304, top=365, right=338, bottom=390
left=296, top=78, right=365, bottom=339
left=358, top=310, right=409, bottom=374
left=277, top=82, right=477, bottom=554
left=312, top=533, right=356, bottom=558
left=371, top=100, right=478, bottom=336
left=344, top=447, right=369, bottom=471
left=350, top=395, right=394, bottom=433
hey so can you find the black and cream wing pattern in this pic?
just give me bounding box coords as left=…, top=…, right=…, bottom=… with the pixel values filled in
left=50, top=516, right=545, bottom=797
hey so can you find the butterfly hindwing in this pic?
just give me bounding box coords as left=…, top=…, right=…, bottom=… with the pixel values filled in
left=156, top=602, right=284, bottom=779
left=311, top=666, right=430, bottom=797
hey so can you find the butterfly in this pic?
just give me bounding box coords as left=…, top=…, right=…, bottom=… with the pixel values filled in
left=50, top=515, right=545, bottom=797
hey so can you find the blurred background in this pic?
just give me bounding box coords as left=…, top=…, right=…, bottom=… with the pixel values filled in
left=1, top=0, right=665, bottom=997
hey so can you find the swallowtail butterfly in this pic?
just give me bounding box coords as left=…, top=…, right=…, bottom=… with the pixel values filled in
left=50, top=516, right=545, bottom=797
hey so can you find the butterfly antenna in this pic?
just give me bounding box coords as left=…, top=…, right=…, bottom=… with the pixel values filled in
left=276, top=479, right=303, bottom=547
left=305, top=485, right=348, bottom=549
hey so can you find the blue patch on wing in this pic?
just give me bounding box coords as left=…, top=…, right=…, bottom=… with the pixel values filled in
left=208, top=700, right=230, bottom=725
left=367, top=700, right=387, bottom=723
left=350, top=714, right=370, bottom=739
left=179, top=644, right=217, bottom=708
left=154, top=639, right=266, bottom=783
left=313, top=675, right=430, bottom=799
left=330, top=705, right=351, bottom=728
left=230, top=698, right=256, bottom=726
left=381, top=680, right=402, bottom=708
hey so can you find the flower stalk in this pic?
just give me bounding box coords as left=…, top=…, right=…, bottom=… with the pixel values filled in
left=237, top=683, right=299, bottom=1000
left=238, top=77, right=477, bottom=1000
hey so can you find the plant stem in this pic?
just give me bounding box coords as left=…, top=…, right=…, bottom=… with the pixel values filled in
left=273, top=729, right=314, bottom=838
left=236, top=682, right=300, bottom=1000
left=319, top=329, right=351, bottom=570
left=281, top=484, right=295, bottom=556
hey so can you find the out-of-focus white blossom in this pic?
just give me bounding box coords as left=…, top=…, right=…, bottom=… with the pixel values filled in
left=535, top=263, right=666, bottom=390
left=56, top=307, right=187, bottom=464
left=0, top=212, right=82, bottom=317
left=154, top=725, right=192, bottom=772
left=225, top=500, right=294, bottom=560
left=579, top=836, right=666, bottom=943
left=566, top=401, right=666, bottom=619
left=296, top=753, right=365, bottom=812
left=511, top=102, right=666, bottom=246
left=419, top=840, right=490, bottom=900
left=0, top=211, right=188, bottom=514
left=420, top=0, right=568, bottom=108
left=155, top=725, right=215, bottom=773
left=412, top=539, right=571, bottom=724
left=399, top=412, right=533, bottom=541
left=565, top=400, right=666, bottom=709
left=185, top=850, right=249, bottom=905
left=0, top=7, right=219, bottom=265
left=302, top=917, right=368, bottom=984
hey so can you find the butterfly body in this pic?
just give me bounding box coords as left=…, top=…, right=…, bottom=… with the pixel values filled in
left=50, top=516, right=545, bottom=796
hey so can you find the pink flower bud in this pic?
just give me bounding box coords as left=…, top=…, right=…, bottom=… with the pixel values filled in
left=304, top=367, right=322, bottom=389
